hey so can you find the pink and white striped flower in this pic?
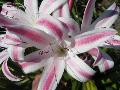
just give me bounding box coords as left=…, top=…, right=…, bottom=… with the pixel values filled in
left=81, top=0, right=120, bottom=72
left=0, top=0, right=119, bottom=90
left=7, top=0, right=118, bottom=90
left=0, top=0, right=78, bottom=82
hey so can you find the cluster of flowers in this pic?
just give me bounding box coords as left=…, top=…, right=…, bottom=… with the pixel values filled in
left=0, top=0, right=120, bottom=90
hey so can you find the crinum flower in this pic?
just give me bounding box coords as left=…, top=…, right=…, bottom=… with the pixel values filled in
left=2, top=0, right=116, bottom=90
left=0, top=0, right=119, bottom=90
left=0, top=0, right=76, bottom=81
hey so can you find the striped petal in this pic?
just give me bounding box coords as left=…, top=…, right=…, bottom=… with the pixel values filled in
left=88, top=48, right=103, bottom=66
left=73, top=28, right=117, bottom=53
left=5, top=31, right=22, bottom=45
left=97, top=51, right=114, bottom=72
left=1, top=3, right=32, bottom=25
left=24, top=0, right=38, bottom=20
left=0, top=50, right=8, bottom=64
left=66, top=51, right=95, bottom=82
left=53, top=2, right=70, bottom=18
left=81, top=0, right=96, bottom=32
left=39, top=0, right=54, bottom=13
left=0, top=14, right=15, bottom=26
left=37, top=57, right=65, bottom=90
left=36, top=15, right=66, bottom=40
left=2, top=60, right=21, bottom=81
left=90, top=3, right=119, bottom=29
left=58, top=17, right=80, bottom=37
left=19, top=46, right=54, bottom=74
left=100, top=35, right=120, bottom=48
left=7, top=45, right=25, bottom=61
left=19, top=60, right=46, bottom=74
left=5, top=25, right=54, bottom=49
left=39, top=0, right=67, bottom=15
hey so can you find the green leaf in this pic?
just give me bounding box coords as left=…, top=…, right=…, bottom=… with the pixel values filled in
left=82, top=80, right=98, bottom=90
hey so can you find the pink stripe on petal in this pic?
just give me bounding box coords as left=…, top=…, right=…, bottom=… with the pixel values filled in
left=2, top=60, right=20, bottom=81
left=58, top=6, right=63, bottom=17
left=58, top=17, right=80, bottom=36
left=43, top=66, right=55, bottom=90
left=75, top=31, right=116, bottom=46
left=20, top=61, right=39, bottom=68
left=38, top=58, right=65, bottom=90
left=106, top=36, right=120, bottom=46
left=67, top=59, right=93, bottom=79
left=37, top=19, right=63, bottom=39
left=88, top=48, right=103, bottom=66
left=6, top=25, right=52, bottom=47
left=12, top=47, right=18, bottom=61
left=68, top=0, right=73, bottom=11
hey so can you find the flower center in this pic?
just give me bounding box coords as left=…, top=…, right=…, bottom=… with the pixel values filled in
left=55, top=45, right=68, bottom=57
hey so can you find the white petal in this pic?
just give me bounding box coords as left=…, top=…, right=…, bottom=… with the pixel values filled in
left=58, top=17, right=80, bottom=37
left=73, top=28, right=117, bottom=53
left=19, top=46, right=54, bottom=74
left=5, top=31, right=22, bottom=45
left=0, top=50, right=8, bottom=64
left=5, top=25, right=55, bottom=49
left=97, top=51, right=114, bottom=72
left=100, top=35, right=120, bottom=48
left=90, top=3, right=119, bottom=29
left=1, top=3, right=32, bottom=25
left=37, top=57, right=65, bottom=90
left=0, top=34, right=8, bottom=48
left=24, top=0, right=38, bottom=20
left=65, top=51, right=95, bottom=82
left=53, top=2, right=70, bottom=18
left=36, top=14, right=67, bottom=40
left=81, top=0, right=96, bottom=32
left=7, top=45, right=25, bottom=61
left=88, top=48, right=103, bottom=66
left=39, top=0, right=67, bottom=15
